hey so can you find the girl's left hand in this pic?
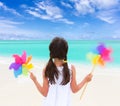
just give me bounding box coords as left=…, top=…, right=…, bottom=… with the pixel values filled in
left=30, top=72, right=37, bottom=81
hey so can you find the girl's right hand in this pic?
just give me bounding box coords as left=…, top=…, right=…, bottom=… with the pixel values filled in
left=85, top=73, right=93, bottom=82
left=30, top=72, right=37, bottom=81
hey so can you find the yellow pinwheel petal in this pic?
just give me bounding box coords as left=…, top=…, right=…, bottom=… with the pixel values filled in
left=92, top=55, right=100, bottom=65
left=26, top=63, right=33, bottom=70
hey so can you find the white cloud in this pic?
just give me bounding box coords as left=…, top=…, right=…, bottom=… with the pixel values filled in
left=0, top=18, right=29, bottom=36
left=0, top=19, right=23, bottom=28
left=98, top=15, right=115, bottom=24
left=25, top=1, right=74, bottom=24
left=0, top=17, right=50, bottom=40
left=70, top=0, right=120, bottom=23
left=92, top=0, right=119, bottom=9
left=61, top=1, right=73, bottom=8
left=71, top=0, right=119, bottom=10
left=26, top=10, right=54, bottom=20
left=58, top=18, right=74, bottom=24
left=0, top=1, right=21, bottom=16
left=72, top=0, right=95, bottom=15
left=36, top=1, right=63, bottom=19
left=0, top=19, right=23, bottom=25
left=26, top=10, right=42, bottom=18
left=71, top=0, right=119, bottom=14
left=97, top=10, right=116, bottom=24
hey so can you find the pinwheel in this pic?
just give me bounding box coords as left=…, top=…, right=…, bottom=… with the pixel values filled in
left=87, top=43, right=112, bottom=66
left=9, top=51, right=33, bottom=78
left=80, top=43, right=112, bottom=99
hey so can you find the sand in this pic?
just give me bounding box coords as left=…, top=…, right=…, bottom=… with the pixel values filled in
left=0, top=56, right=120, bottom=106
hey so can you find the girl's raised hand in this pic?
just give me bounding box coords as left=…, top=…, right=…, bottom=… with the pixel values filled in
left=85, top=73, right=93, bottom=82
left=30, top=72, right=37, bottom=81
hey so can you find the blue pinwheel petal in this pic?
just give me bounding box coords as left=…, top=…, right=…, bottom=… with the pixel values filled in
left=14, top=66, right=22, bottom=78
left=93, top=48, right=99, bottom=54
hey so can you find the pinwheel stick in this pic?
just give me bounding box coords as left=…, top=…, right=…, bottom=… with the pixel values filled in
left=80, top=53, right=102, bottom=100
left=80, top=64, right=96, bottom=100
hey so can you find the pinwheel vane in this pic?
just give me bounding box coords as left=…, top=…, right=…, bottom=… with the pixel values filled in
left=87, top=43, right=112, bottom=67
left=9, top=51, right=33, bottom=78
left=80, top=43, right=112, bottom=100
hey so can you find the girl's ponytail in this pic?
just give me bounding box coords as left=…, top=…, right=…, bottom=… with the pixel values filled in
left=61, top=56, right=70, bottom=85
left=45, top=57, right=58, bottom=84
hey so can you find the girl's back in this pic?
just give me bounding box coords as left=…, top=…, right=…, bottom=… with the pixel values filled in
left=43, top=66, right=71, bottom=106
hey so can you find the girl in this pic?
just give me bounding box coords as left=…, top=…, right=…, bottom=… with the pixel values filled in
left=30, top=37, right=92, bottom=106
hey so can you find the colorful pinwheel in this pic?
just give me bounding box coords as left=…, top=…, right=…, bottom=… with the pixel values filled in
left=87, top=43, right=112, bottom=67
left=80, top=43, right=112, bottom=100
left=9, top=51, right=33, bottom=78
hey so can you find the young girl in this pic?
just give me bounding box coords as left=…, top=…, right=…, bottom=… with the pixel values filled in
left=30, top=37, right=92, bottom=106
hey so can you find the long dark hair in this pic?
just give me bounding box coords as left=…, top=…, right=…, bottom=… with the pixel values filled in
left=45, top=37, right=70, bottom=85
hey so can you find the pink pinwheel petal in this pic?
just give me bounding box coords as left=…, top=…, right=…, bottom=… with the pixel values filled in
left=13, top=54, right=23, bottom=64
left=101, top=48, right=111, bottom=61
left=21, top=51, right=26, bottom=64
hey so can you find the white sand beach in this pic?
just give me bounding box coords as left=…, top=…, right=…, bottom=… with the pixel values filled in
left=0, top=56, right=120, bottom=106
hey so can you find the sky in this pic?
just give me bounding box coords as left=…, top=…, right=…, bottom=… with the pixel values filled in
left=0, top=0, right=120, bottom=40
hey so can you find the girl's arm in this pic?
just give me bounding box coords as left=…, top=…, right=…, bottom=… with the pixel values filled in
left=30, top=69, right=49, bottom=97
left=70, top=65, right=92, bottom=93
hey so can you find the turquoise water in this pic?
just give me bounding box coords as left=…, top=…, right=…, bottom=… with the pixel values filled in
left=0, top=40, right=120, bottom=66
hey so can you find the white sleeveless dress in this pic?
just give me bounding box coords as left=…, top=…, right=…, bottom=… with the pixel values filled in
left=42, top=66, right=72, bottom=106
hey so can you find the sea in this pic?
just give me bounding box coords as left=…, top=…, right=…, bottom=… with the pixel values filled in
left=0, top=40, right=120, bottom=66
